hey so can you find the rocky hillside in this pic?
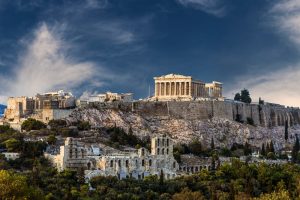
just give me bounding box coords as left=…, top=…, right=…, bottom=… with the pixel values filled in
left=66, top=107, right=300, bottom=150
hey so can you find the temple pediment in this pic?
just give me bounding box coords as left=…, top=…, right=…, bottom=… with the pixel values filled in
left=154, top=74, right=191, bottom=79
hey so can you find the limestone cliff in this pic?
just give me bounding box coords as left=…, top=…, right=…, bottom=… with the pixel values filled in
left=67, top=101, right=300, bottom=150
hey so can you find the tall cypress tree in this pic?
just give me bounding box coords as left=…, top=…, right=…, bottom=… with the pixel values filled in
left=159, top=169, right=164, bottom=185
left=285, top=120, right=289, bottom=141
left=292, top=137, right=300, bottom=163
left=261, top=143, right=266, bottom=156
left=270, top=140, right=275, bottom=153
left=211, top=137, right=215, bottom=150
left=266, top=142, right=270, bottom=154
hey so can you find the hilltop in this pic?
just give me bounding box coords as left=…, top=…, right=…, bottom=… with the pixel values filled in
left=66, top=101, right=300, bottom=150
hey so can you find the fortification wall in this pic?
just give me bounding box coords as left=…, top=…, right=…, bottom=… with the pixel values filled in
left=86, top=101, right=300, bottom=127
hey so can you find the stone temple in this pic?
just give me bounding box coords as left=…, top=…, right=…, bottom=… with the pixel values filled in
left=153, top=74, right=222, bottom=101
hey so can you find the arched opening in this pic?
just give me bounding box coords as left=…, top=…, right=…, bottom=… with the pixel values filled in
left=141, top=148, right=145, bottom=156
left=157, top=148, right=160, bottom=155
left=167, top=139, right=169, bottom=146
left=142, top=159, right=145, bottom=166
left=126, top=160, right=129, bottom=168
left=110, top=160, right=113, bottom=167
left=162, top=148, right=165, bottom=155
left=167, top=148, right=169, bottom=155
left=149, top=159, right=152, bottom=166
left=157, top=138, right=160, bottom=146
left=87, top=162, right=91, bottom=170
left=75, top=149, right=78, bottom=158
left=118, top=160, right=121, bottom=167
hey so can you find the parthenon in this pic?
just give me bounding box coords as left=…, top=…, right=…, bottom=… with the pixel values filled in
left=154, top=74, right=222, bottom=100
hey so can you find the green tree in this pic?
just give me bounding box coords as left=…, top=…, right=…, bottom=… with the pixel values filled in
left=211, top=137, right=215, bottom=150
left=47, top=134, right=57, bottom=145
left=172, top=188, right=205, bottom=200
left=270, top=140, right=275, bottom=153
left=3, top=138, right=21, bottom=152
left=292, top=137, right=300, bottom=163
left=0, top=170, right=40, bottom=199
left=261, top=143, right=266, bottom=157
left=189, top=139, right=202, bottom=156
left=77, top=121, right=91, bottom=131
left=21, top=118, right=46, bottom=131
left=246, top=117, right=254, bottom=125
left=160, top=169, right=164, bottom=186
left=244, top=142, right=252, bottom=156
left=234, top=93, right=241, bottom=101
left=240, top=89, right=252, bottom=104
left=266, top=142, right=270, bottom=154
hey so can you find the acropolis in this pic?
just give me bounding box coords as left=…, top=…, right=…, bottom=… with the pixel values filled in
left=153, top=74, right=222, bottom=101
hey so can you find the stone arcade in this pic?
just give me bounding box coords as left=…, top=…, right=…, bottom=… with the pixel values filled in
left=45, top=135, right=179, bottom=180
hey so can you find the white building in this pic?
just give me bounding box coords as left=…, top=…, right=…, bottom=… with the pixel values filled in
left=2, top=152, right=20, bottom=160
left=79, top=92, right=133, bottom=104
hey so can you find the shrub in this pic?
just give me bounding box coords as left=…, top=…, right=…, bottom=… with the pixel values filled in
left=48, top=119, right=67, bottom=129
left=21, top=118, right=46, bottom=132
left=77, top=121, right=91, bottom=131
left=61, top=128, right=78, bottom=137
left=247, top=117, right=254, bottom=125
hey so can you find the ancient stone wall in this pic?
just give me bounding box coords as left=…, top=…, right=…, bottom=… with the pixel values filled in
left=87, top=101, right=300, bottom=127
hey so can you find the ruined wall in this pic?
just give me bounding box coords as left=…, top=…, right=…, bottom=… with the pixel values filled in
left=86, top=101, right=300, bottom=127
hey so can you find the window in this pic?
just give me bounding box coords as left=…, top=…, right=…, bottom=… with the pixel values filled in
left=149, top=159, right=152, bottom=166
left=118, top=160, right=121, bottom=167
left=173, top=162, right=176, bottom=169
left=157, top=148, right=160, bottom=155
left=110, top=160, right=113, bottom=167
left=157, top=139, right=160, bottom=146
left=142, top=159, right=145, bottom=166
left=167, top=148, right=169, bottom=155
left=126, top=160, right=129, bottom=167
left=162, top=148, right=164, bottom=155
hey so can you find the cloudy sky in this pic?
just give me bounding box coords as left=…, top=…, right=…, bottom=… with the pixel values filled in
left=0, top=0, right=300, bottom=106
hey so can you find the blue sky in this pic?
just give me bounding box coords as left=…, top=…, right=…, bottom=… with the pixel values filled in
left=0, top=0, right=300, bottom=106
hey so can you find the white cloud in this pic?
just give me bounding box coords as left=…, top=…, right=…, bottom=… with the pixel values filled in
left=176, top=0, right=227, bottom=17
left=225, top=65, right=300, bottom=107
left=85, top=0, right=108, bottom=9
left=0, top=23, right=98, bottom=102
left=91, top=21, right=136, bottom=44
left=271, top=0, right=300, bottom=46
left=226, top=0, right=300, bottom=107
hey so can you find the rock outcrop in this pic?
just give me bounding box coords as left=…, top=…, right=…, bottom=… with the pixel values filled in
left=67, top=102, right=300, bottom=150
